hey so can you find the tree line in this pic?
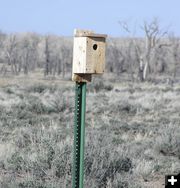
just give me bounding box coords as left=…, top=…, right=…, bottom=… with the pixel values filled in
left=107, top=19, right=180, bottom=81
left=0, top=32, right=73, bottom=77
left=0, top=20, right=180, bottom=81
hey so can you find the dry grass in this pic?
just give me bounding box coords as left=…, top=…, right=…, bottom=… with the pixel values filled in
left=0, top=77, right=179, bottom=187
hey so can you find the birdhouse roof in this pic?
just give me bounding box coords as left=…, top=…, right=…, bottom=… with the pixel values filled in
left=74, top=29, right=107, bottom=38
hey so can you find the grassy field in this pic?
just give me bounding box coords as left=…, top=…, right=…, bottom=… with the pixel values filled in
left=0, top=75, right=179, bottom=188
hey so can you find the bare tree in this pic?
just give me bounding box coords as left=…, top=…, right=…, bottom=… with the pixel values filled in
left=119, top=18, right=169, bottom=81
left=44, top=36, right=51, bottom=76
left=19, top=33, right=39, bottom=75
left=0, top=31, right=6, bottom=49
left=169, top=34, right=180, bottom=78
left=4, top=34, right=19, bottom=75
left=0, top=31, right=7, bottom=74
left=107, top=39, right=126, bottom=75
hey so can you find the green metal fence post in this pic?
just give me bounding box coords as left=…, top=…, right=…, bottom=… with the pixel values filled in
left=72, top=82, right=86, bottom=188
left=79, top=82, right=86, bottom=188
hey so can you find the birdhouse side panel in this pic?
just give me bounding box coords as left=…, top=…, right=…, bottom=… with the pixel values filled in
left=73, top=37, right=87, bottom=74
left=86, top=37, right=106, bottom=74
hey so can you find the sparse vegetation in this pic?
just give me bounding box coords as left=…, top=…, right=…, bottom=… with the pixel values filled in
left=0, top=78, right=179, bottom=188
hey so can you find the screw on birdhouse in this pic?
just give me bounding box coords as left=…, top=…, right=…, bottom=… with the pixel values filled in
left=72, top=29, right=107, bottom=188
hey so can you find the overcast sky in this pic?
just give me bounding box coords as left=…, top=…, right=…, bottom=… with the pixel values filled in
left=0, top=0, right=179, bottom=36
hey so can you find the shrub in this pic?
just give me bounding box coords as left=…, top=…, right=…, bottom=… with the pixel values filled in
left=49, top=92, right=73, bottom=113
left=4, top=87, right=14, bottom=94
left=155, top=123, right=180, bottom=158
left=109, top=100, right=137, bottom=115
left=27, top=84, right=48, bottom=93
left=88, top=80, right=113, bottom=92
left=7, top=152, right=27, bottom=172
left=84, top=130, right=132, bottom=187
left=53, top=145, right=72, bottom=178
left=27, top=83, right=57, bottom=94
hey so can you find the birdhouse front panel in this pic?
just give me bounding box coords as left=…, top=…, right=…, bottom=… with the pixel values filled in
left=86, top=37, right=106, bottom=74
left=73, top=32, right=107, bottom=75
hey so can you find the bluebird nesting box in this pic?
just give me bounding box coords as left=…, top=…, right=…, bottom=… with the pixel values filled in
left=72, top=29, right=107, bottom=82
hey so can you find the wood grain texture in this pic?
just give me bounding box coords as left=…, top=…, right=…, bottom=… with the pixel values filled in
left=72, top=31, right=106, bottom=74
left=86, top=37, right=106, bottom=74
left=73, top=37, right=87, bottom=73
left=72, top=29, right=107, bottom=82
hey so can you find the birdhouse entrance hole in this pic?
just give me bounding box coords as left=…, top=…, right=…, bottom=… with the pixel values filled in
left=93, top=44, right=98, bottom=50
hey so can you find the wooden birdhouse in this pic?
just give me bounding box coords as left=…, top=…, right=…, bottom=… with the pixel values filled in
left=72, top=29, right=107, bottom=82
